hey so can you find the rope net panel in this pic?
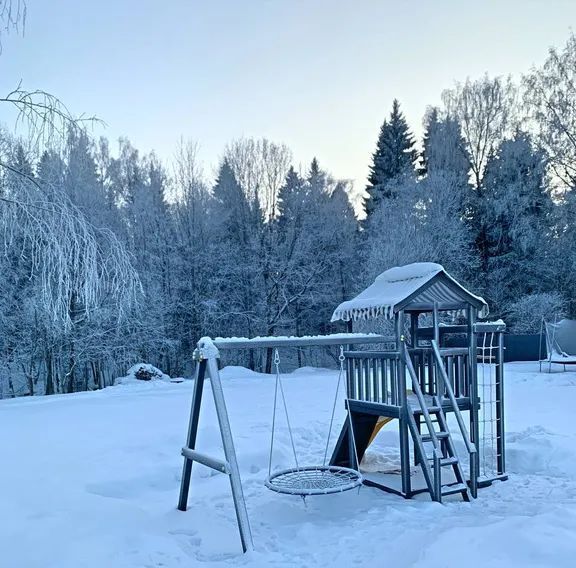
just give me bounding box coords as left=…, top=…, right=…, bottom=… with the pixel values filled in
left=477, top=331, right=499, bottom=480
left=265, top=466, right=363, bottom=496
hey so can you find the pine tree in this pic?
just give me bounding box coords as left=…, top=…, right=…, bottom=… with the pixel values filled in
left=365, top=99, right=417, bottom=217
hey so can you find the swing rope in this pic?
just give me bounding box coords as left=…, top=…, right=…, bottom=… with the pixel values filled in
left=276, top=348, right=299, bottom=470
left=323, top=346, right=347, bottom=466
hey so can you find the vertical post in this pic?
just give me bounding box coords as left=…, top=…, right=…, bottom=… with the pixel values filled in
left=496, top=330, right=506, bottom=476
left=397, top=311, right=411, bottom=497
left=432, top=302, right=440, bottom=345
left=468, top=307, right=480, bottom=492
left=414, top=413, right=421, bottom=467
left=538, top=317, right=545, bottom=373
left=178, top=357, right=207, bottom=511
left=432, top=302, right=440, bottom=396
left=410, top=312, right=417, bottom=348
left=347, top=409, right=358, bottom=469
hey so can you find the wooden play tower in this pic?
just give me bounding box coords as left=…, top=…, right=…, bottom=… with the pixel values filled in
left=329, top=263, right=506, bottom=501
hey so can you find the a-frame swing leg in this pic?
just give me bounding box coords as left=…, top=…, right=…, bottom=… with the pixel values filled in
left=177, top=338, right=253, bottom=553
left=178, top=357, right=207, bottom=511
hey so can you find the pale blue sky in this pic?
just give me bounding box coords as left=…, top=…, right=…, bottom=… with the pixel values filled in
left=1, top=0, right=574, bottom=192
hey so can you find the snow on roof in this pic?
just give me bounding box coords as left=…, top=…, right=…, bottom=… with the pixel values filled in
left=331, top=262, right=488, bottom=322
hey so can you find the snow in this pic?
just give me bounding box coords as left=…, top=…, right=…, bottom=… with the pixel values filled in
left=331, top=262, right=488, bottom=322
left=378, top=262, right=444, bottom=282
left=213, top=332, right=384, bottom=347
left=197, top=336, right=221, bottom=359
left=1, top=362, right=576, bottom=567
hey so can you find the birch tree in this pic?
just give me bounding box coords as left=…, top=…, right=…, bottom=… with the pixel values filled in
left=524, top=33, right=576, bottom=190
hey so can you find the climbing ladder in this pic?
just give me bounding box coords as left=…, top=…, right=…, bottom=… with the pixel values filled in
left=404, top=340, right=477, bottom=502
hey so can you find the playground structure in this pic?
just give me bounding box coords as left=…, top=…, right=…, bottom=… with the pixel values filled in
left=329, top=263, right=507, bottom=500
left=177, top=263, right=507, bottom=553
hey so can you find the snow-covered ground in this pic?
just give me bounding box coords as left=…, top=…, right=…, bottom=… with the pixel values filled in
left=1, top=362, right=576, bottom=567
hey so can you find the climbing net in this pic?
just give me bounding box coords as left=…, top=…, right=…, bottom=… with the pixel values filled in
left=477, top=331, right=501, bottom=480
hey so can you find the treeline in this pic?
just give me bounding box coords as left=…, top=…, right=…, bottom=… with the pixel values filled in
left=1, top=34, right=576, bottom=395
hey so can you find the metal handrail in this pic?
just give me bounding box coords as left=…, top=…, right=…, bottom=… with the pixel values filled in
left=431, top=339, right=478, bottom=498
left=402, top=343, right=440, bottom=449
left=430, top=341, right=477, bottom=456
left=401, top=342, right=443, bottom=501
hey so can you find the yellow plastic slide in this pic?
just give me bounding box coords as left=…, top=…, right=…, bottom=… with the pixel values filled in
left=367, top=416, right=395, bottom=446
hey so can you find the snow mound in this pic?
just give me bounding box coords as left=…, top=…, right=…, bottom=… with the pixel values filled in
left=507, top=425, right=576, bottom=477
left=220, top=366, right=266, bottom=380
left=114, top=363, right=171, bottom=385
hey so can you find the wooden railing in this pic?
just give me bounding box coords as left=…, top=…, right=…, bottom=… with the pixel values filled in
left=345, top=347, right=470, bottom=406
left=344, top=351, right=403, bottom=405
left=409, top=347, right=470, bottom=400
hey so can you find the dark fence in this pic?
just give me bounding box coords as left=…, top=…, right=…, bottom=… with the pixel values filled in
left=445, top=333, right=546, bottom=362
left=503, top=334, right=547, bottom=362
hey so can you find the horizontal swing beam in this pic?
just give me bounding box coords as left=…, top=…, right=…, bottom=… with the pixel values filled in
left=181, top=447, right=230, bottom=475
left=212, top=333, right=395, bottom=350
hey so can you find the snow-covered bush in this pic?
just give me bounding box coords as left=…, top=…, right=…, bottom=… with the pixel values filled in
left=114, top=364, right=170, bottom=385
left=506, top=292, right=567, bottom=333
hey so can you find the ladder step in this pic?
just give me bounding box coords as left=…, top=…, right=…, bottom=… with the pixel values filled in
left=421, top=432, right=450, bottom=442
left=429, top=456, right=458, bottom=466
left=441, top=483, right=468, bottom=496
left=413, top=406, right=442, bottom=415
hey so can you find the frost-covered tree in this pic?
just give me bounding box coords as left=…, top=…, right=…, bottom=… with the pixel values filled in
left=420, top=107, right=469, bottom=180
left=442, top=75, right=517, bottom=273
left=224, top=137, right=292, bottom=221
left=442, top=75, right=516, bottom=190
left=480, top=132, right=553, bottom=311
left=364, top=173, right=475, bottom=285
left=524, top=33, right=576, bottom=190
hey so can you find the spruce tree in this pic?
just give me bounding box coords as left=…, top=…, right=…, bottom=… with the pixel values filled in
left=481, top=132, right=551, bottom=307
left=420, top=108, right=469, bottom=179
left=212, top=159, right=251, bottom=243
left=277, top=166, right=305, bottom=223
left=365, top=99, right=416, bottom=217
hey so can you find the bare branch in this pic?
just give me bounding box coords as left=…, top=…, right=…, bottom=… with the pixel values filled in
left=0, top=84, right=102, bottom=151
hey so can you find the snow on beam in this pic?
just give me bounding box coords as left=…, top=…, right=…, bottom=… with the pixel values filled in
left=212, top=333, right=394, bottom=350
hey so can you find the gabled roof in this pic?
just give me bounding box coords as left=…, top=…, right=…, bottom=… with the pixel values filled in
left=331, top=262, right=488, bottom=322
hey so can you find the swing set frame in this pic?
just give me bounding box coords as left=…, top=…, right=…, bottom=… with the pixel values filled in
left=177, top=333, right=390, bottom=553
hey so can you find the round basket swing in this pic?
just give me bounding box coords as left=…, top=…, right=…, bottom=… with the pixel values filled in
left=265, top=346, right=363, bottom=497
